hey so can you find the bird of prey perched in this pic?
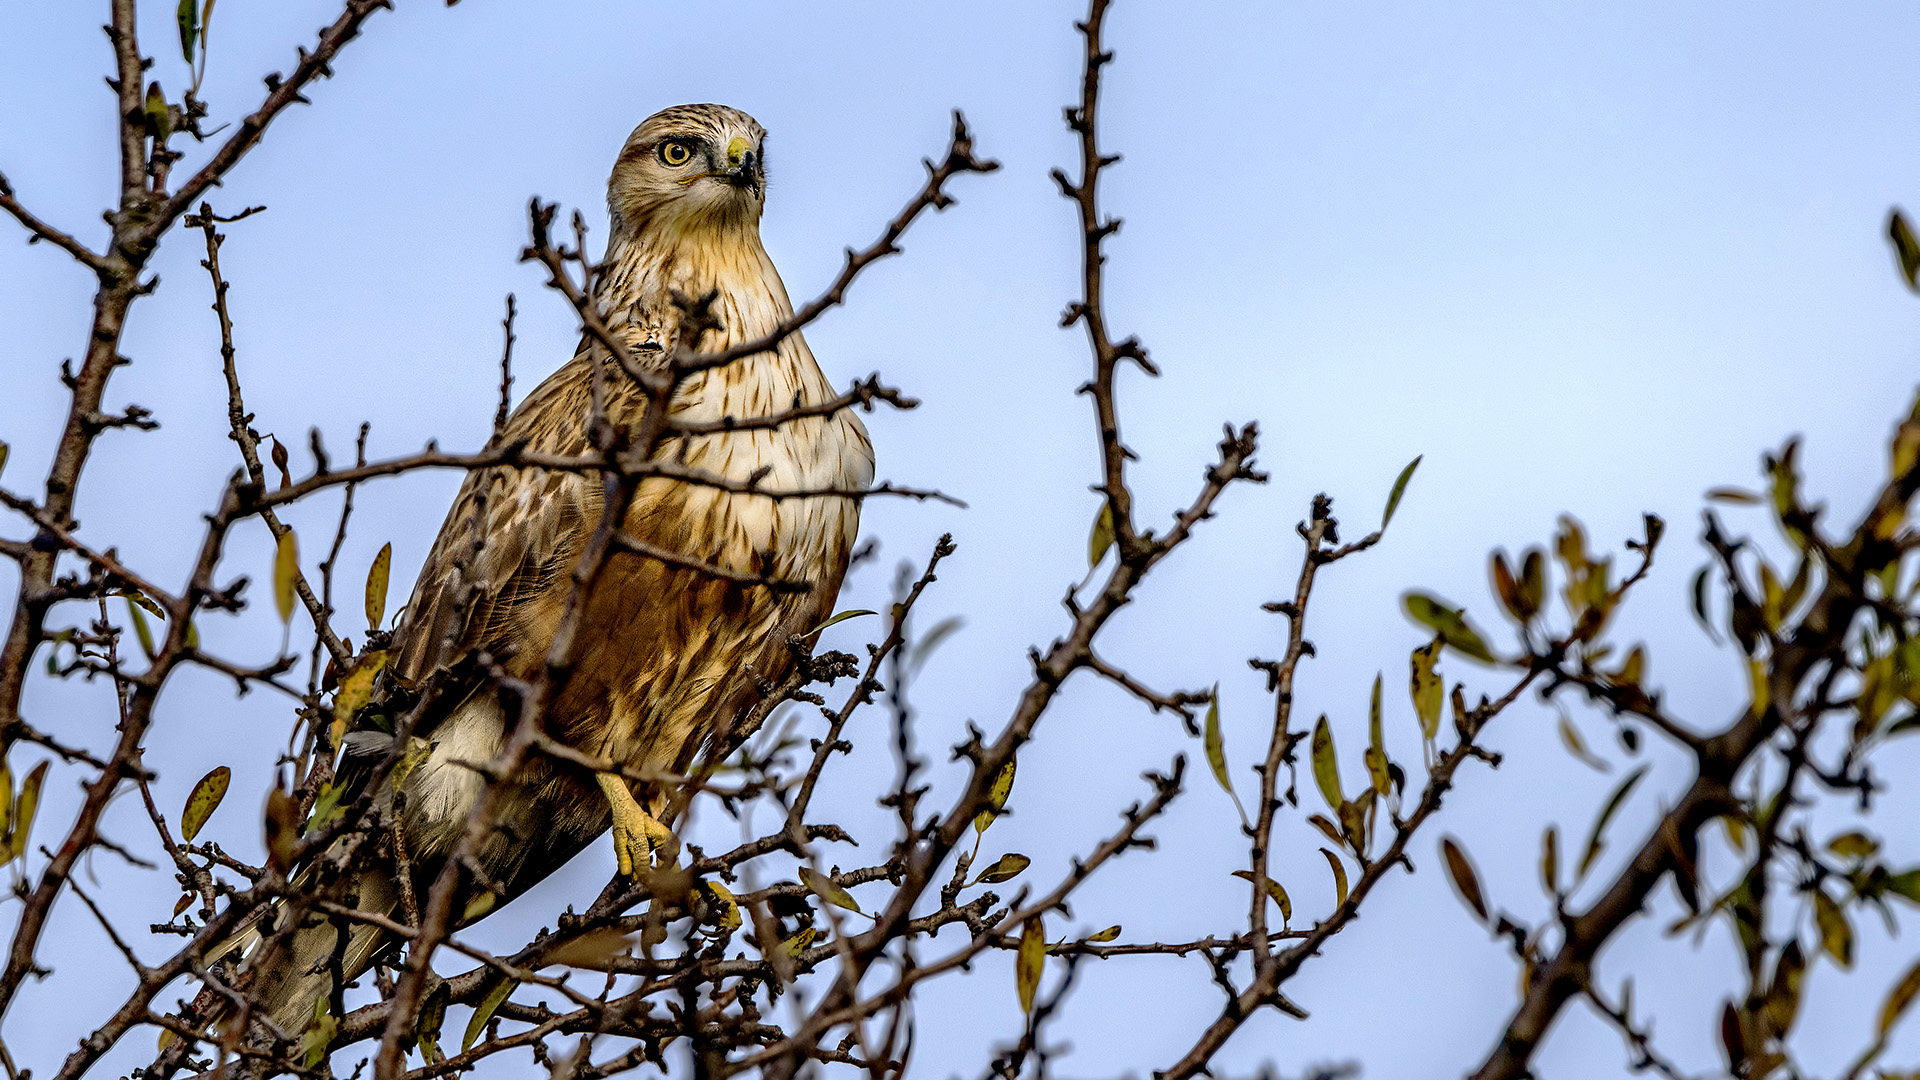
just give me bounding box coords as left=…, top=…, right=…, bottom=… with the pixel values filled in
left=243, top=103, right=874, bottom=1032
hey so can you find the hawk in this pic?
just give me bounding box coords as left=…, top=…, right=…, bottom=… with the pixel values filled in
left=245, top=103, right=874, bottom=1031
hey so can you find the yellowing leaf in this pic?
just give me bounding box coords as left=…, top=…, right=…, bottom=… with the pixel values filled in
left=1826, top=831, right=1879, bottom=861
left=974, top=853, right=1030, bottom=885
left=462, top=976, right=515, bottom=1052
left=973, top=756, right=1016, bottom=836
left=1402, top=593, right=1497, bottom=664
left=1441, top=836, right=1489, bottom=923
left=1880, top=955, right=1920, bottom=1036
left=1748, top=660, right=1770, bottom=717
left=1320, top=848, right=1349, bottom=907
left=1813, top=887, right=1853, bottom=969
left=1557, top=713, right=1609, bottom=772
left=1088, top=502, right=1115, bottom=567
left=800, top=867, right=862, bottom=914
left=1409, top=639, right=1443, bottom=742
left=8, top=761, right=47, bottom=862
left=124, top=597, right=156, bottom=659
left=176, top=0, right=197, bottom=64
left=1381, top=455, right=1421, bottom=529
left=392, top=736, right=434, bottom=789
left=1765, top=940, right=1804, bottom=1037
left=1016, top=915, right=1045, bottom=1013
left=364, top=542, right=391, bottom=631
left=274, top=529, right=299, bottom=624
left=1310, top=715, right=1343, bottom=812
left=1232, top=870, right=1292, bottom=927
left=180, top=765, right=230, bottom=843
left=331, top=651, right=388, bottom=742
left=704, top=881, right=742, bottom=931
left=1086, top=925, right=1121, bottom=943
left=1539, top=826, right=1559, bottom=897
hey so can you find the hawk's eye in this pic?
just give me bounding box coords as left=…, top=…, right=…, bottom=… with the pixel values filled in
left=658, top=140, right=694, bottom=167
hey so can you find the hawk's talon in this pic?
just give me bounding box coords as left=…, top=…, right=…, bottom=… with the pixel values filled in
left=597, top=773, right=676, bottom=877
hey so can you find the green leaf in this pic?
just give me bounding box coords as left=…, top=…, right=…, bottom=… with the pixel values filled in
left=9, top=760, right=48, bottom=862
left=180, top=765, right=230, bottom=843
left=1310, top=715, right=1343, bottom=811
left=124, top=596, right=156, bottom=659
left=1364, top=674, right=1390, bottom=796
left=973, top=756, right=1016, bottom=836
left=298, top=998, right=336, bottom=1068
left=142, top=82, right=171, bottom=142
left=414, top=981, right=448, bottom=1065
left=176, top=0, right=198, bottom=64
left=274, top=529, right=299, bottom=624
left=365, top=542, right=391, bottom=632
left=1381, top=455, right=1421, bottom=529
left=1891, top=208, right=1920, bottom=292
left=1016, top=915, right=1045, bottom=1013
left=805, top=609, right=876, bottom=637
left=1088, top=502, right=1115, bottom=567
left=973, top=852, right=1030, bottom=885
left=1578, top=765, right=1648, bottom=880
left=1441, top=836, right=1489, bottom=923
left=800, top=867, right=862, bottom=914
left=462, top=975, right=515, bottom=1052
left=1320, top=847, right=1349, bottom=907
left=1401, top=592, right=1497, bottom=664
left=1886, top=868, right=1920, bottom=906
left=1232, top=870, right=1291, bottom=927
left=908, top=615, right=965, bottom=676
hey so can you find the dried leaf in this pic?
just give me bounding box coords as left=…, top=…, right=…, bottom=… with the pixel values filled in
left=1705, top=487, right=1763, bottom=504
left=1518, top=549, right=1545, bottom=619
left=264, top=785, right=299, bottom=873
left=180, top=765, right=230, bottom=843
left=1016, top=915, right=1045, bottom=1013
left=973, top=757, right=1016, bottom=836
left=462, top=975, right=515, bottom=1052
left=8, top=760, right=47, bottom=862
left=1402, top=593, right=1497, bottom=664
left=1441, top=836, right=1489, bottom=923
left=274, top=529, right=298, bottom=624
left=1891, top=207, right=1920, bottom=292
left=1232, top=869, right=1292, bottom=927
left=364, top=542, right=391, bottom=631
left=1086, top=925, right=1121, bottom=943
left=1539, top=826, right=1559, bottom=897
left=1813, top=887, right=1853, bottom=969
left=974, top=853, right=1030, bottom=885
left=1310, top=715, right=1343, bottom=811
left=173, top=893, right=193, bottom=918
left=804, top=609, right=875, bottom=637
left=800, top=867, right=862, bottom=914
left=542, top=928, right=635, bottom=970
left=1381, top=455, right=1421, bottom=529
left=270, top=436, right=292, bottom=490
left=1087, top=502, right=1115, bottom=567
left=1307, top=813, right=1345, bottom=848
left=1320, top=847, right=1349, bottom=907
left=1578, top=765, right=1648, bottom=880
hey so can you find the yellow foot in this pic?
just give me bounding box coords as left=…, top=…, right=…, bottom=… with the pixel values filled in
left=596, top=773, right=676, bottom=877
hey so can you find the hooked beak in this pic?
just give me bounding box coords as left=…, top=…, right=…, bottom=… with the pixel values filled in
left=723, top=136, right=760, bottom=192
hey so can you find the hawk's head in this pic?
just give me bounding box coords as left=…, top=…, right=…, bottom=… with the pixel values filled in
left=609, top=104, right=768, bottom=236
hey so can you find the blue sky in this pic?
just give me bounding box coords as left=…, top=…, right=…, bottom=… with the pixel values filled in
left=3, top=1, right=1920, bottom=1076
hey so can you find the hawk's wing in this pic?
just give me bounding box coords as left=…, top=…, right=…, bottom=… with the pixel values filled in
left=389, top=357, right=598, bottom=694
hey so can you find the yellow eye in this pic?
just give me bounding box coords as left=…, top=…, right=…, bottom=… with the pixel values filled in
left=659, top=140, right=693, bottom=167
